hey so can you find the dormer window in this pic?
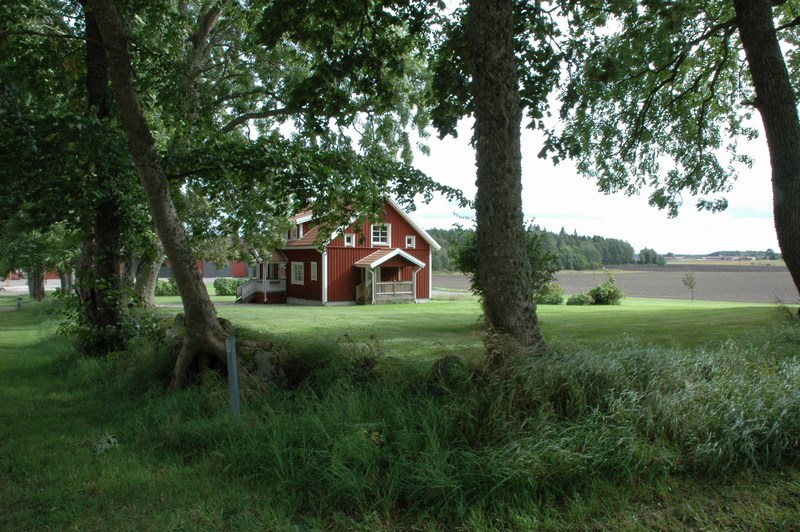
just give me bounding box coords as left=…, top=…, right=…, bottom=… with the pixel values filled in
left=371, top=224, right=390, bottom=246
left=290, top=224, right=302, bottom=240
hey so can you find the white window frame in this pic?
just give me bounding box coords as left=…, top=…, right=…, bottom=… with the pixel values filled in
left=290, top=224, right=299, bottom=240
left=291, top=262, right=304, bottom=285
left=310, top=262, right=318, bottom=282
left=344, top=233, right=355, bottom=247
left=405, top=235, right=416, bottom=249
left=371, top=223, right=391, bottom=246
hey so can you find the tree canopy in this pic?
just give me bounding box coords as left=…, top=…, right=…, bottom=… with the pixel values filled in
left=546, top=0, right=800, bottom=300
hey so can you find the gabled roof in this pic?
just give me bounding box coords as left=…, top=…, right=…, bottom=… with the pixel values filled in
left=353, top=248, right=426, bottom=269
left=289, top=210, right=313, bottom=224
left=284, top=226, right=320, bottom=247
left=266, top=249, right=288, bottom=263
left=280, top=197, right=440, bottom=251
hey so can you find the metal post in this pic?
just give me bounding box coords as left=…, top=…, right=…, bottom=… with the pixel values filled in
left=225, top=335, right=240, bottom=417
left=16, top=297, right=21, bottom=311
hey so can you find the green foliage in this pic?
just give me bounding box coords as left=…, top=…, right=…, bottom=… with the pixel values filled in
left=639, top=247, right=666, bottom=266
left=154, top=278, right=179, bottom=297
left=429, top=1, right=562, bottom=135
left=682, top=271, right=698, bottom=301
left=212, top=277, right=247, bottom=296
left=449, top=225, right=558, bottom=295
left=3, top=297, right=800, bottom=529
left=534, top=281, right=565, bottom=305
left=433, top=225, right=636, bottom=272
left=567, top=291, right=595, bottom=305
left=588, top=271, right=624, bottom=305
left=546, top=0, right=799, bottom=215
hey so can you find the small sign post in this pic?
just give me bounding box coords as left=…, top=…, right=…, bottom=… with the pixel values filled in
left=225, top=335, right=240, bottom=418
left=16, top=297, right=22, bottom=311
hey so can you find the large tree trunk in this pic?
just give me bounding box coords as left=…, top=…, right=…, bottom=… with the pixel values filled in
left=734, top=0, right=800, bottom=309
left=59, top=270, right=74, bottom=295
left=121, top=252, right=135, bottom=304
left=74, top=6, right=125, bottom=355
left=88, top=0, right=226, bottom=388
left=466, top=0, right=546, bottom=351
left=28, top=266, right=45, bottom=301
left=135, top=238, right=165, bottom=307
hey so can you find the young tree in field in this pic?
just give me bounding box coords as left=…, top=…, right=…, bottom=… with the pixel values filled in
left=550, top=0, right=800, bottom=308
left=682, top=271, right=698, bottom=301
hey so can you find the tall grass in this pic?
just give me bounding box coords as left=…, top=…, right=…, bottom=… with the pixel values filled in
left=126, top=313, right=800, bottom=527
left=3, top=296, right=800, bottom=528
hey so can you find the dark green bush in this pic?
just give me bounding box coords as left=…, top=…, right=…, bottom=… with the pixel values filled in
left=154, top=278, right=179, bottom=296
left=589, top=271, right=624, bottom=305
left=534, top=281, right=564, bottom=305
left=213, top=277, right=247, bottom=296
left=566, top=291, right=594, bottom=305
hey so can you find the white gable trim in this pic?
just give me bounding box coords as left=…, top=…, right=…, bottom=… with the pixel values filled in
left=294, top=213, right=313, bottom=224
left=359, top=248, right=426, bottom=270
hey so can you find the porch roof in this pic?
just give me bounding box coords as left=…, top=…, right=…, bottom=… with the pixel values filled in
left=354, top=248, right=426, bottom=270
left=266, top=249, right=288, bottom=263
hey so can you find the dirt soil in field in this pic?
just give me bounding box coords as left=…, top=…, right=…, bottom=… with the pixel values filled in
left=433, top=264, right=799, bottom=304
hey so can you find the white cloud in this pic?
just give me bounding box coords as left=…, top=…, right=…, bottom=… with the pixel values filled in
left=411, top=119, right=780, bottom=255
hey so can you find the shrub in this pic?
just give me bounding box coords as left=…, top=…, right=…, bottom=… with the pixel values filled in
left=154, top=278, right=179, bottom=296
left=534, top=281, right=564, bottom=305
left=213, top=277, right=247, bottom=296
left=450, top=226, right=558, bottom=296
left=566, top=291, right=594, bottom=305
left=588, top=270, right=624, bottom=305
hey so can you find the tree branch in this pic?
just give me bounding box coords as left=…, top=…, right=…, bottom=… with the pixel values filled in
left=221, top=107, right=301, bottom=133
left=776, top=15, right=800, bottom=31
left=189, top=0, right=229, bottom=70
left=0, top=29, right=89, bottom=42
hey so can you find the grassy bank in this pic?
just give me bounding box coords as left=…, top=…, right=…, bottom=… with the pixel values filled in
left=2, top=295, right=799, bottom=529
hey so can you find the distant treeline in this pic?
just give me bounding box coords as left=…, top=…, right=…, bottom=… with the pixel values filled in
left=428, top=226, right=657, bottom=272
left=703, top=249, right=781, bottom=260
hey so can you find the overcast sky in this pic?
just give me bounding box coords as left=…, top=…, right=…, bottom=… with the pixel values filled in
left=410, top=119, right=779, bottom=256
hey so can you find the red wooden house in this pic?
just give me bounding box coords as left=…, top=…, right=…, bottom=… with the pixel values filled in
left=238, top=198, right=440, bottom=305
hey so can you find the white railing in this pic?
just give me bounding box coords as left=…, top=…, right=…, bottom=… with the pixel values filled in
left=264, top=279, right=286, bottom=292
left=375, top=281, right=413, bottom=296
left=237, top=278, right=261, bottom=301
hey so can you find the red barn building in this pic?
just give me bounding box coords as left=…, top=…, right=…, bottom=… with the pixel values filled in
left=238, top=198, right=440, bottom=305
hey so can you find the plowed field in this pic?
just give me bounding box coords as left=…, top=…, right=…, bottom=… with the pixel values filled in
left=433, top=265, right=798, bottom=304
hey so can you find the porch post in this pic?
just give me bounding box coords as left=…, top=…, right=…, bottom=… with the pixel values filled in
left=413, top=267, right=419, bottom=303
left=371, top=268, right=376, bottom=305
left=262, top=263, right=267, bottom=300
left=428, top=249, right=433, bottom=300
left=322, top=251, right=328, bottom=305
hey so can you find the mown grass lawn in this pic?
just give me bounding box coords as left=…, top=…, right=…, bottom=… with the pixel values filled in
left=1, top=294, right=799, bottom=530
left=210, top=297, right=784, bottom=362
